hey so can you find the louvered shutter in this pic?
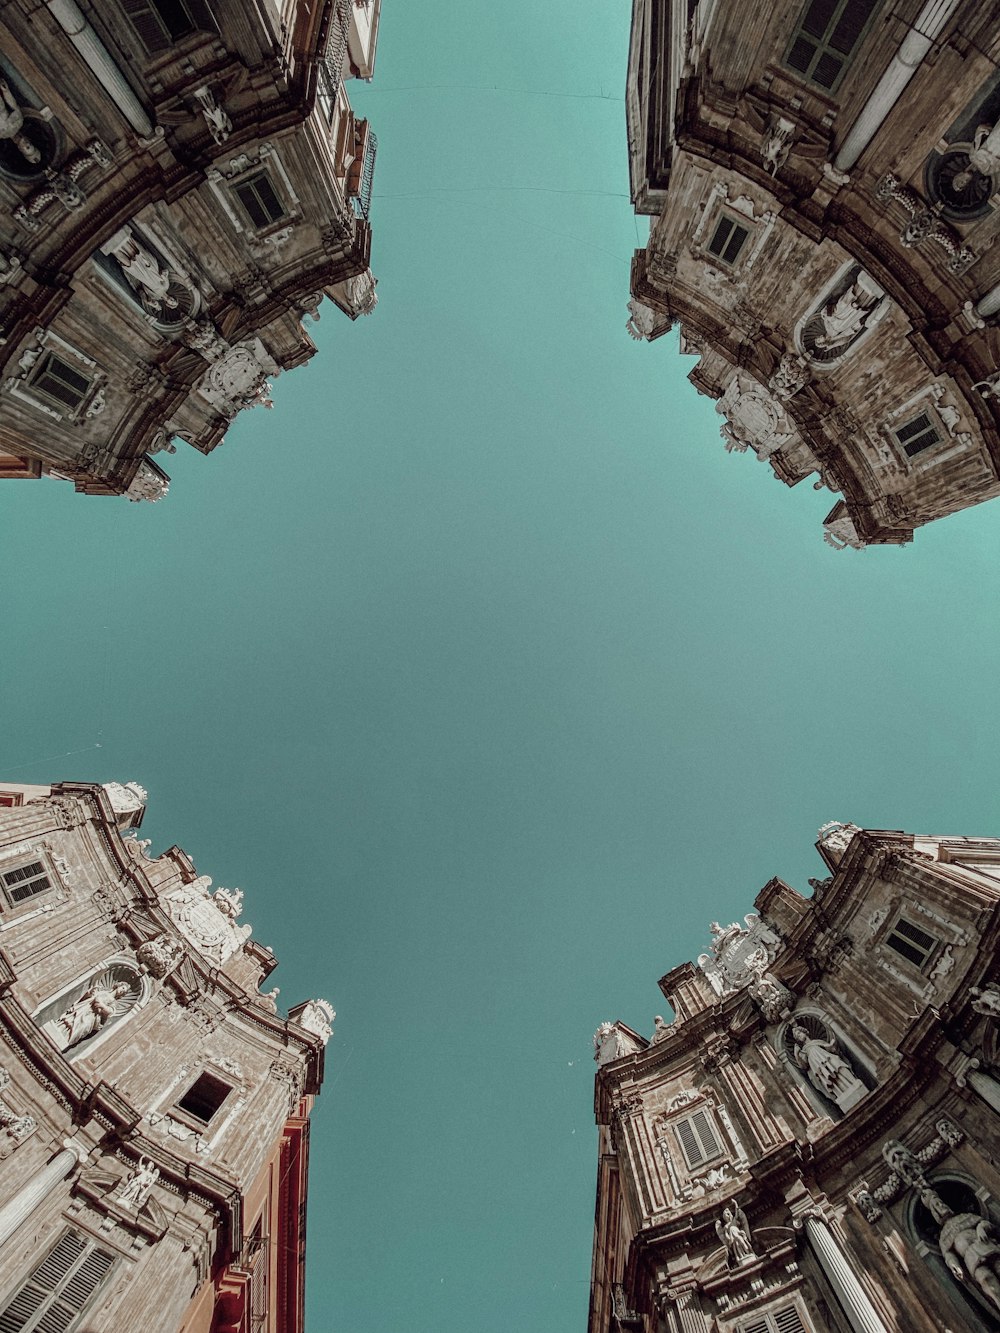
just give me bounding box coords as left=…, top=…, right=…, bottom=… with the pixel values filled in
left=0, top=1230, right=114, bottom=1333
left=784, top=0, right=879, bottom=91
left=738, top=1318, right=772, bottom=1333
left=674, top=1114, right=705, bottom=1168
left=120, top=0, right=171, bottom=53
left=774, top=1304, right=807, bottom=1333
left=691, top=1108, right=722, bottom=1161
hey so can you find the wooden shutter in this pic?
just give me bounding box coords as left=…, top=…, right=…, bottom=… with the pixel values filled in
left=774, top=1304, right=808, bottom=1333
left=785, top=0, right=879, bottom=91
left=0, top=1230, right=114, bottom=1333
left=894, top=414, right=941, bottom=459
left=120, top=0, right=172, bottom=53
left=674, top=1107, right=722, bottom=1168
left=691, top=1108, right=722, bottom=1160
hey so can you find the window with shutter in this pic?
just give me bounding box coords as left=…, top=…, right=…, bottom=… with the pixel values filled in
left=1, top=861, right=52, bottom=906
left=707, top=214, right=751, bottom=266
left=893, top=412, right=942, bottom=459
left=784, top=0, right=880, bottom=92
left=231, top=171, right=289, bottom=230
left=884, top=916, right=937, bottom=968
left=0, top=1229, right=115, bottom=1333
left=736, top=1302, right=809, bottom=1333
left=673, top=1106, right=724, bottom=1169
left=120, top=0, right=217, bottom=55
left=29, top=354, right=92, bottom=411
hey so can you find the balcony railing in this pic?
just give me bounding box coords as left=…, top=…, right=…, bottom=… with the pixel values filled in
left=319, top=0, right=351, bottom=103
left=349, top=123, right=377, bottom=221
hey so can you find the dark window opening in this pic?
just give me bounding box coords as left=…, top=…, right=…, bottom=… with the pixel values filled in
left=885, top=916, right=936, bottom=967
left=232, top=171, right=288, bottom=229
left=121, top=0, right=218, bottom=56
left=177, top=1072, right=232, bottom=1124
left=894, top=412, right=942, bottom=458
left=30, top=353, right=91, bottom=410
left=707, top=215, right=750, bottom=265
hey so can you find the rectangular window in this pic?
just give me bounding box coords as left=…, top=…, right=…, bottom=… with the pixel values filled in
left=738, top=1303, right=810, bottom=1333
left=121, top=0, right=217, bottom=55
left=176, top=1072, right=232, bottom=1124
left=784, top=0, right=880, bottom=92
left=885, top=916, right=936, bottom=968
left=231, top=171, right=288, bottom=230
left=29, top=353, right=91, bottom=411
left=0, top=1228, right=115, bottom=1333
left=894, top=411, right=942, bottom=459
left=673, top=1107, right=723, bottom=1169
left=1, top=861, right=51, bottom=907
left=707, top=214, right=751, bottom=266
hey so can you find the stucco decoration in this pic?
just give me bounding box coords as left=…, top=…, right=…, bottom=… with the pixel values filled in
left=196, top=338, right=279, bottom=418
left=593, top=1021, right=642, bottom=1067
left=345, top=270, right=378, bottom=316
left=797, top=265, right=888, bottom=367
left=970, top=983, right=1000, bottom=1019
left=102, top=781, right=148, bottom=816
left=295, top=999, right=335, bottom=1045
left=116, top=1155, right=159, bottom=1209
left=760, top=115, right=796, bottom=175
left=125, top=461, right=169, bottom=504
left=715, top=374, right=795, bottom=461
left=817, top=821, right=861, bottom=863
left=768, top=351, right=810, bottom=401
left=749, top=971, right=794, bottom=1024
left=786, top=1016, right=865, bottom=1111
left=136, top=937, right=184, bottom=979
left=716, top=1202, right=756, bottom=1265
left=163, top=878, right=252, bottom=966
left=823, top=513, right=866, bottom=550
left=0, top=1070, right=36, bottom=1157
left=698, top=913, right=781, bottom=996
left=626, top=298, right=657, bottom=340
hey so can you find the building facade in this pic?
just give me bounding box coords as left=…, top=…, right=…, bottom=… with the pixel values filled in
left=589, top=821, right=1000, bottom=1332
left=0, top=778, right=334, bottom=1332
left=0, top=0, right=380, bottom=501
left=625, top=0, right=1000, bottom=547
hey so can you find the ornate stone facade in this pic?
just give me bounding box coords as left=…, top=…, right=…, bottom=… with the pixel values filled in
left=625, top=1, right=1000, bottom=546
left=0, top=779, right=334, bottom=1332
left=0, top=0, right=381, bottom=498
left=589, top=823, right=1000, bottom=1332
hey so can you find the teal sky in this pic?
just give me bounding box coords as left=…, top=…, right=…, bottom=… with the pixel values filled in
left=4, top=3, right=1000, bottom=1330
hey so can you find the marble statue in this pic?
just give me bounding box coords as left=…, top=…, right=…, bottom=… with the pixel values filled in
left=970, top=983, right=1000, bottom=1019
left=790, top=1023, right=863, bottom=1107
left=813, top=277, right=881, bottom=353
left=923, top=1187, right=1000, bottom=1313
left=651, top=1015, right=670, bottom=1044
left=716, top=1202, right=756, bottom=1265
left=0, top=79, right=40, bottom=165
left=107, top=231, right=176, bottom=313
left=117, top=1155, right=159, bottom=1209
left=56, top=980, right=131, bottom=1050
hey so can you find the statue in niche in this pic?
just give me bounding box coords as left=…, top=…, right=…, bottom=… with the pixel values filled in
left=716, top=1202, right=756, bottom=1266
left=789, top=1020, right=864, bottom=1109
left=0, top=79, right=40, bottom=165
left=55, top=978, right=132, bottom=1050
left=922, top=1185, right=1000, bottom=1313
left=799, top=268, right=886, bottom=365
left=106, top=230, right=177, bottom=316
left=970, top=983, right=1000, bottom=1019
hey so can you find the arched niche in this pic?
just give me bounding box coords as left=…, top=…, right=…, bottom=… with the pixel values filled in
left=903, top=1171, right=1000, bottom=1331
left=793, top=263, right=889, bottom=370
left=774, top=1009, right=875, bottom=1119
left=34, top=956, right=151, bottom=1062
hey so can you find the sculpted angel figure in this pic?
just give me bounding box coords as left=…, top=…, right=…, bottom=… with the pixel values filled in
left=56, top=980, right=130, bottom=1050
left=117, top=1155, right=159, bottom=1209
left=790, top=1023, right=858, bottom=1102
left=0, top=79, right=41, bottom=165
left=716, top=1202, right=755, bottom=1266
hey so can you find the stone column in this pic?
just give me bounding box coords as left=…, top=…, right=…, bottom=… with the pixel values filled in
left=969, top=1069, right=1000, bottom=1114
left=0, top=1140, right=86, bottom=1249
left=805, top=1216, right=890, bottom=1333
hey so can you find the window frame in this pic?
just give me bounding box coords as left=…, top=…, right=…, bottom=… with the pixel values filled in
left=706, top=212, right=753, bottom=268
left=883, top=914, right=938, bottom=972
left=230, top=168, right=290, bottom=232
left=171, top=1070, right=234, bottom=1131
left=672, top=1105, right=725, bottom=1170
left=0, top=859, right=53, bottom=910
left=782, top=0, right=882, bottom=95
left=891, top=407, right=945, bottom=461
left=28, top=351, right=93, bottom=414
